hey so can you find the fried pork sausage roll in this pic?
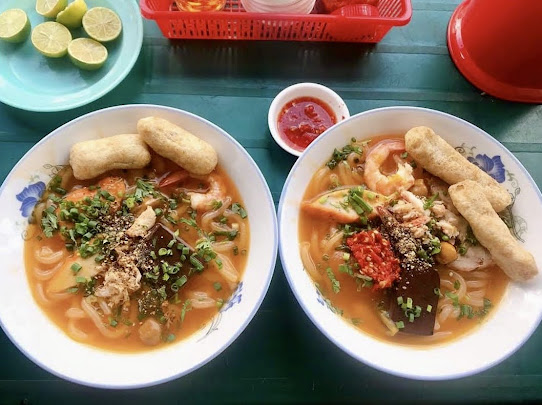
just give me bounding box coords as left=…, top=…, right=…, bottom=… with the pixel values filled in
left=405, top=126, right=511, bottom=212
left=449, top=180, right=538, bottom=282
left=137, top=117, right=218, bottom=175
left=70, top=134, right=151, bottom=180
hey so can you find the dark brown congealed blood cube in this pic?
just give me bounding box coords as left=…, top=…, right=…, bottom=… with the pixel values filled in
left=389, top=267, right=440, bottom=336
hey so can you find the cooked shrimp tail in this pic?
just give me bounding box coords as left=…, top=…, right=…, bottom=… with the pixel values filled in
left=364, top=140, right=414, bottom=196
left=189, top=174, right=227, bottom=211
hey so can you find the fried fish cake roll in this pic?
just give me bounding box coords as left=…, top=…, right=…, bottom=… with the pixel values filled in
left=70, top=134, right=151, bottom=180
left=449, top=180, right=538, bottom=282
left=405, top=126, right=511, bottom=212
left=137, top=117, right=218, bottom=176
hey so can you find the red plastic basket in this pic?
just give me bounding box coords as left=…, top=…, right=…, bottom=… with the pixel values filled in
left=140, top=0, right=412, bottom=43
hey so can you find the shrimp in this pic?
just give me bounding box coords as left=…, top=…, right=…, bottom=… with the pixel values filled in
left=188, top=175, right=227, bottom=211
left=364, top=140, right=415, bottom=196
left=65, top=177, right=126, bottom=202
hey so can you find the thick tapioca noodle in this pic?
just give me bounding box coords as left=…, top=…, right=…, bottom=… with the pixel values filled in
left=299, top=129, right=535, bottom=345
left=25, top=118, right=249, bottom=352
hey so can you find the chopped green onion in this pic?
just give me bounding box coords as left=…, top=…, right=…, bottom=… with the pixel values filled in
left=190, top=255, right=204, bottom=271
left=171, top=275, right=188, bottom=292
left=158, top=248, right=169, bottom=256
left=70, top=262, right=82, bottom=274
left=445, top=291, right=459, bottom=307
left=213, top=282, right=222, bottom=291
left=395, top=321, right=405, bottom=329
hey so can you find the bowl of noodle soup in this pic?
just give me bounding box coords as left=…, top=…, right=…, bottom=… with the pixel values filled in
left=279, top=106, right=542, bottom=380
left=0, top=104, right=277, bottom=388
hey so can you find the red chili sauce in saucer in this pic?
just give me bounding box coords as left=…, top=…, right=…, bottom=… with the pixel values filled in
left=277, top=97, right=337, bottom=151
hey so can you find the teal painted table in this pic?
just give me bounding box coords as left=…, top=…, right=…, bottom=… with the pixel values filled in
left=1, top=1, right=542, bottom=403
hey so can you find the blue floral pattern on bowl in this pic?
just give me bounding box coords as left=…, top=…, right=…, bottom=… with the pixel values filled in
left=456, top=144, right=527, bottom=241
left=467, top=154, right=506, bottom=183
left=316, top=284, right=343, bottom=316
left=16, top=182, right=45, bottom=218
left=199, top=282, right=244, bottom=341
left=220, top=281, right=243, bottom=312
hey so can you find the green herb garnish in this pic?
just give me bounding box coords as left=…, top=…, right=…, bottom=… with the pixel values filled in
left=423, top=193, right=439, bottom=210
left=71, top=262, right=82, bottom=274
left=326, top=268, right=340, bottom=293
left=230, top=203, right=248, bottom=219
left=326, top=142, right=363, bottom=170
left=181, top=299, right=192, bottom=323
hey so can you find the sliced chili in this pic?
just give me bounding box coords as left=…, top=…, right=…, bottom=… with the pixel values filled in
left=346, top=230, right=400, bottom=289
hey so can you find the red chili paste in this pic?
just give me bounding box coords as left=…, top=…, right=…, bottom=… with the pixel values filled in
left=346, top=230, right=401, bottom=289
left=277, top=97, right=336, bottom=151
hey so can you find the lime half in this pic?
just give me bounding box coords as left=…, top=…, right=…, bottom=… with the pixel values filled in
left=31, top=22, right=72, bottom=58
left=0, top=9, right=31, bottom=43
left=68, top=38, right=107, bottom=70
left=36, top=0, right=68, bottom=18
left=56, top=0, right=88, bottom=29
left=82, top=7, right=122, bottom=43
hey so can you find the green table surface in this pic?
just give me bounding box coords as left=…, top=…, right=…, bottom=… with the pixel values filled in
left=2, top=0, right=542, bottom=403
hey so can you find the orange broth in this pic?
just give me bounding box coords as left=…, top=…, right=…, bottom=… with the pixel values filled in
left=299, top=134, right=509, bottom=346
left=25, top=157, right=249, bottom=352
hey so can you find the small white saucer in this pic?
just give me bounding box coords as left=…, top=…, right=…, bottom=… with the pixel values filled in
left=268, top=82, right=350, bottom=157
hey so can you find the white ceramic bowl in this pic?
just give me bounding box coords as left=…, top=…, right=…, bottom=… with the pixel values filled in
left=0, top=105, right=278, bottom=388
left=278, top=106, right=542, bottom=380
left=268, top=83, right=350, bottom=157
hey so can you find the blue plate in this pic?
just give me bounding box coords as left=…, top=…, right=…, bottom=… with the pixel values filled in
left=0, top=0, right=143, bottom=112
